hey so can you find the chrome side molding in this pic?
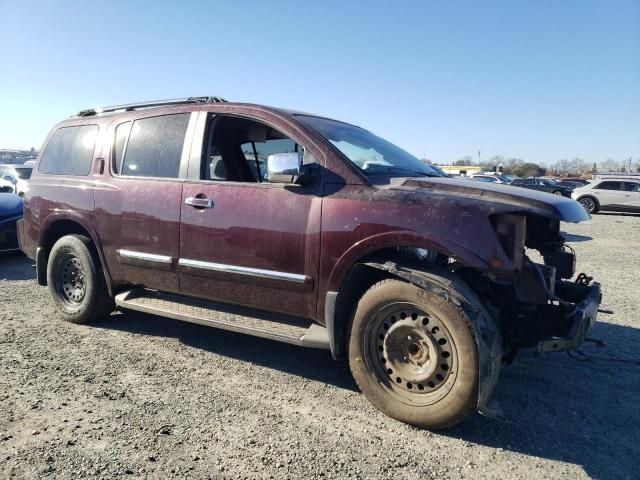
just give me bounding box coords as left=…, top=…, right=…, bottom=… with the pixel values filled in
left=117, top=249, right=173, bottom=264
left=178, top=258, right=308, bottom=284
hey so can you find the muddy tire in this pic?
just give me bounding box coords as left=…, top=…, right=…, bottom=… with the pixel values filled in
left=348, top=277, right=479, bottom=429
left=47, top=235, right=114, bottom=324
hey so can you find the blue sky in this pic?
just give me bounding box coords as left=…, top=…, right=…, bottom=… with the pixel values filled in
left=1, top=0, right=638, bottom=165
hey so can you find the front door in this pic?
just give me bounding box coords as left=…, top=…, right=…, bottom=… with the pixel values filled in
left=178, top=113, right=322, bottom=318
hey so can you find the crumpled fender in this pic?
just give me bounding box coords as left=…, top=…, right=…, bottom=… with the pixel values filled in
left=363, top=260, right=503, bottom=415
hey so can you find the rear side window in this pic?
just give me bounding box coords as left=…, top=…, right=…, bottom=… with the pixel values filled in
left=623, top=182, right=640, bottom=192
left=120, top=114, right=189, bottom=178
left=596, top=181, right=622, bottom=190
left=39, top=125, right=99, bottom=176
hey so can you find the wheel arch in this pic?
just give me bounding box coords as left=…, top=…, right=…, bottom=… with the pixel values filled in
left=37, top=214, right=113, bottom=295
left=325, top=233, right=489, bottom=360
left=576, top=194, right=599, bottom=213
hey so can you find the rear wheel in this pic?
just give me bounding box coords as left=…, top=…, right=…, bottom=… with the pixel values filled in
left=348, top=277, right=479, bottom=429
left=552, top=190, right=563, bottom=196
left=578, top=196, right=598, bottom=214
left=47, top=235, right=114, bottom=324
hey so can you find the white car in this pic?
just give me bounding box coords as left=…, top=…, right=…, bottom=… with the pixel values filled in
left=469, top=174, right=510, bottom=184
left=572, top=178, right=640, bottom=213
left=0, top=164, right=32, bottom=197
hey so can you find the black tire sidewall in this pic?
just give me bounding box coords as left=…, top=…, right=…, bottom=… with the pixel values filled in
left=579, top=196, right=598, bottom=214
left=47, top=235, right=104, bottom=324
left=348, top=278, right=478, bottom=429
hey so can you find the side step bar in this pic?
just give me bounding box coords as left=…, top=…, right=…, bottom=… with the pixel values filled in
left=114, top=289, right=330, bottom=350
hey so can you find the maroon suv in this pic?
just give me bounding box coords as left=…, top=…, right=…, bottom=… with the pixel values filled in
left=18, top=97, right=601, bottom=429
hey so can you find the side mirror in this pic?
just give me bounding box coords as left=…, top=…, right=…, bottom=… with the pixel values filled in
left=266, top=153, right=303, bottom=183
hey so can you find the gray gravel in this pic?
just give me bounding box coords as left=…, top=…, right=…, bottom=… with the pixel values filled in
left=1, top=213, right=639, bottom=479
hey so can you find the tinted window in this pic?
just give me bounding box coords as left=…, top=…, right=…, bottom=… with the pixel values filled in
left=523, top=179, right=534, bottom=185
left=121, top=114, right=189, bottom=178
left=623, top=182, right=640, bottom=192
left=113, top=121, right=132, bottom=174
left=15, top=168, right=32, bottom=179
left=39, top=125, right=99, bottom=176
left=512, top=179, right=523, bottom=185
left=596, top=181, right=622, bottom=190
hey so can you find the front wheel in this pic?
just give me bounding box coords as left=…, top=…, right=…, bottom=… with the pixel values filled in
left=578, top=196, right=598, bottom=214
left=47, top=235, right=114, bottom=324
left=348, top=277, right=479, bottom=429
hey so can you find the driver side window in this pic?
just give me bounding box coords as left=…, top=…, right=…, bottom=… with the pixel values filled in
left=202, top=116, right=316, bottom=183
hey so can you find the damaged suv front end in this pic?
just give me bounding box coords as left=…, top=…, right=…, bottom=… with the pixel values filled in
left=488, top=211, right=601, bottom=356
left=379, top=178, right=602, bottom=415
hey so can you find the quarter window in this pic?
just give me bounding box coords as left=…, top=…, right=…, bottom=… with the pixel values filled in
left=121, top=114, right=189, bottom=178
left=113, top=121, right=132, bottom=174
left=39, top=125, right=99, bottom=176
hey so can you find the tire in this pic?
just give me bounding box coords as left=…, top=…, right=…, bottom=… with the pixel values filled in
left=552, top=190, right=563, bottom=196
left=47, top=235, right=114, bottom=324
left=578, top=196, right=598, bottom=214
left=348, top=276, right=479, bottom=429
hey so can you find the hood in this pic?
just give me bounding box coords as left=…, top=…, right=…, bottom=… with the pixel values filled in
left=0, top=193, right=24, bottom=217
left=398, top=177, right=590, bottom=223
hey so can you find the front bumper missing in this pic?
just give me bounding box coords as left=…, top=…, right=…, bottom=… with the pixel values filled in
left=536, top=281, right=601, bottom=354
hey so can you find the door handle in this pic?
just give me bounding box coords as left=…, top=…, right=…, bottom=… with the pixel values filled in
left=185, top=196, right=213, bottom=209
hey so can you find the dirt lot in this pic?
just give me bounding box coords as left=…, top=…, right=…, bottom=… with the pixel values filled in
left=1, top=213, right=639, bottom=480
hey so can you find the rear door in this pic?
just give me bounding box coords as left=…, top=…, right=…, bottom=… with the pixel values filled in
left=177, top=112, right=322, bottom=318
left=622, top=182, right=640, bottom=210
left=94, top=111, right=196, bottom=293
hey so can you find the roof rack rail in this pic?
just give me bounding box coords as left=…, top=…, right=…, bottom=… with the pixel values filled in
left=76, top=96, right=228, bottom=117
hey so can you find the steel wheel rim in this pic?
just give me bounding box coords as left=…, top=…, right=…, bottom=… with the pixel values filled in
left=364, top=302, right=458, bottom=406
left=580, top=198, right=594, bottom=212
left=57, top=254, right=86, bottom=306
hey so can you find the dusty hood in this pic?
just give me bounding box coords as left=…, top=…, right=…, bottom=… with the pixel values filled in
left=398, top=177, right=590, bottom=223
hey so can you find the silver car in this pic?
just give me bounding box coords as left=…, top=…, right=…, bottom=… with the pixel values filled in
left=572, top=178, right=640, bottom=213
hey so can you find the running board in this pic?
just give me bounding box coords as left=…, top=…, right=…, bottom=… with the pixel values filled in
left=114, top=289, right=330, bottom=350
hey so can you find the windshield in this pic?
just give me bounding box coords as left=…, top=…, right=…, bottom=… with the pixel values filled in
left=297, top=115, right=441, bottom=177
left=15, top=168, right=32, bottom=179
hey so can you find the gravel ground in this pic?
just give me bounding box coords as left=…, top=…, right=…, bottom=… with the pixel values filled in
left=1, top=213, right=639, bottom=480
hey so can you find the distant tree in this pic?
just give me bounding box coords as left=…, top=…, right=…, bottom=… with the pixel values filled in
left=502, top=157, right=525, bottom=175
left=600, top=158, right=621, bottom=172
left=515, top=162, right=545, bottom=177
left=592, top=162, right=597, bottom=174
left=454, top=155, right=474, bottom=166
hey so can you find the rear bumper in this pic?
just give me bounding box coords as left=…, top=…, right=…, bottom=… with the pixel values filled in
left=537, top=282, right=601, bottom=353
